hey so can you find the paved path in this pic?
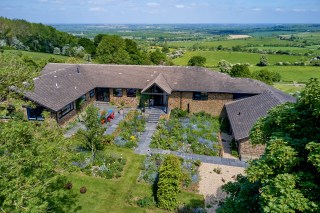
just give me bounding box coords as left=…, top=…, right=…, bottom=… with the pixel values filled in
left=134, top=123, right=158, bottom=154
left=64, top=123, right=86, bottom=138
left=150, top=149, right=247, bottom=168
left=221, top=132, right=238, bottom=159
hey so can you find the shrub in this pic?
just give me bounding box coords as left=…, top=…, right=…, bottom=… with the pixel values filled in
left=64, top=182, right=73, bottom=190
left=213, top=167, right=222, bottom=174
left=187, top=56, right=206, bottom=67
left=137, top=196, right=156, bottom=208
left=170, top=108, right=188, bottom=118
left=157, top=155, right=182, bottom=210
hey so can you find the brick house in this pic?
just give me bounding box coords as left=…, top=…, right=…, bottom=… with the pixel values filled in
left=23, top=63, right=295, bottom=160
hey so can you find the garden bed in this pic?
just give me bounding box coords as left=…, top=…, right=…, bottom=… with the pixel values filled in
left=112, top=110, right=146, bottom=149
left=150, top=110, right=222, bottom=156
left=72, top=151, right=126, bottom=179
left=137, top=154, right=201, bottom=192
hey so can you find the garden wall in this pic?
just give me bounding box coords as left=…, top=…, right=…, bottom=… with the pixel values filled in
left=168, top=92, right=233, bottom=117
left=238, top=138, right=266, bottom=161
left=109, top=89, right=139, bottom=108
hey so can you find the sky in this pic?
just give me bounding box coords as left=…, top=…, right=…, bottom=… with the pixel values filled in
left=0, top=0, right=320, bottom=24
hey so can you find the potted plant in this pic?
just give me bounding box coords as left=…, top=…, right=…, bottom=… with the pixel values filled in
left=100, top=110, right=106, bottom=124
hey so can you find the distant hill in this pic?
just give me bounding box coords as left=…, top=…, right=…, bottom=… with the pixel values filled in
left=0, top=17, right=81, bottom=55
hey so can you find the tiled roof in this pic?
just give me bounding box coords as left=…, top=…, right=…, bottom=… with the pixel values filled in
left=141, top=73, right=172, bottom=94
left=25, top=63, right=293, bottom=113
left=225, top=92, right=296, bottom=141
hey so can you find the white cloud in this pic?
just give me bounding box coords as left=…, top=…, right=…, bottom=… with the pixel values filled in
left=175, top=4, right=185, bottom=9
left=252, top=8, right=261, bottom=11
left=89, top=7, right=106, bottom=12
left=58, top=7, right=66, bottom=11
left=274, top=8, right=285, bottom=12
left=292, top=8, right=307, bottom=12
left=146, top=2, right=160, bottom=7
left=38, top=0, right=48, bottom=2
left=52, top=0, right=64, bottom=4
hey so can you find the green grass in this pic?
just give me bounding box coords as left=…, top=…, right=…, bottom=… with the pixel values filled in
left=67, top=146, right=203, bottom=213
left=173, top=50, right=307, bottom=66
left=250, top=66, right=320, bottom=83
left=4, top=50, right=71, bottom=61
left=273, top=83, right=305, bottom=94
left=169, top=37, right=296, bottom=49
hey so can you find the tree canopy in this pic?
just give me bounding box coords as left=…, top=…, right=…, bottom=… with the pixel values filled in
left=230, top=64, right=251, bottom=78
left=187, top=55, right=206, bottom=67
left=218, top=78, right=320, bottom=213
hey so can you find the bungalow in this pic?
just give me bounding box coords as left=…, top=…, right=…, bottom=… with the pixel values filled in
left=23, top=63, right=296, bottom=160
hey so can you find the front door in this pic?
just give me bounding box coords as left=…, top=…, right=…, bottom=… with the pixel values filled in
left=153, top=95, right=163, bottom=106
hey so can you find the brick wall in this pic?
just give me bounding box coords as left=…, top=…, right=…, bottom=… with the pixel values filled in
left=238, top=138, right=266, bottom=161
left=168, top=92, right=233, bottom=117
left=109, top=88, right=139, bottom=108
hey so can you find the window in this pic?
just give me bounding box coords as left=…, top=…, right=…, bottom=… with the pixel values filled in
left=113, top=88, right=123, bottom=97
left=27, top=106, right=45, bottom=121
left=126, top=89, right=137, bottom=97
left=89, top=89, right=95, bottom=98
left=58, top=102, right=74, bottom=119
left=193, top=92, right=208, bottom=100
left=80, top=94, right=86, bottom=101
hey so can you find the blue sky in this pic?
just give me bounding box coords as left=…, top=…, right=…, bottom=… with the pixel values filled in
left=1, top=0, right=320, bottom=24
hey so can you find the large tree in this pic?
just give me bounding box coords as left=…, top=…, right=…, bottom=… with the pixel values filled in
left=187, top=55, right=206, bottom=67
left=96, top=35, right=130, bottom=64
left=0, top=115, right=79, bottom=212
left=230, top=64, right=251, bottom=78
left=217, top=78, right=320, bottom=213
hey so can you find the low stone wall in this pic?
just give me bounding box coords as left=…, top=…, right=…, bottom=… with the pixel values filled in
left=238, top=138, right=266, bottom=161
left=168, top=92, right=233, bottom=117
left=109, top=88, right=139, bottom=108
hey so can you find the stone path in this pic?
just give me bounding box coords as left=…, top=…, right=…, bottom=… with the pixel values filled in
left=103, top=112, right=126, bottom=135
left=134, top=123, right=158, bottom=154
left=150, top=149, right=247, bottom=168
left=64, top=123, right=86, bottom=138
left=221, top=132, right=238, bottom=159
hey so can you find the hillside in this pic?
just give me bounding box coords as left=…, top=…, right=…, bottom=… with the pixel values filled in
left=0, top=17, right=81, bottom=55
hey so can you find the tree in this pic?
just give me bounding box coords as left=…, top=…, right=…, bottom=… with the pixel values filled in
left=0, top=115, right=79, bottom=212
left=187, top=56, right=206, bottom=67
left=218, top=60, right=233, bottom=74
left=230, top=64, right=251, bottom=78
left=218, top=78, right=320, bottom=213
left=124, top=39, right=151, bottom=65
left=157, top=155, right=182, bottom=210
left=257, top=55, right=268, bottom=66
left=78, top=37, right=96, bottom=56
left=162, top=42, right=170, bottom=53
left=150, top=48, right=166, bottom=65
left=78, top=104, right=106, bottom=160
left=96, top=35, right=130, bottom=64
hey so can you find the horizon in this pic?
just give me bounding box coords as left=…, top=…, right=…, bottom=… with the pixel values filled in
left=1, top=0, right=320, bottom=24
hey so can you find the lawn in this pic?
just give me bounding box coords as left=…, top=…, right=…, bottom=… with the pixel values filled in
left=173, top=50, right=307, bottom=67
left=273, top=83, right=305, bottom=94
left=66, top=146, right=203, bottom=213
left=3, top=49, right=71, bottom=61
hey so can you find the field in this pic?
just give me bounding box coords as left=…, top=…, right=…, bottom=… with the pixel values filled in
left=273, top=83, right=305, bottom=94
left=67, top=146, right=203, bottom=213
left=249, top=66, right=320, bottom=83
left=173, top=50, right=308, bottom=66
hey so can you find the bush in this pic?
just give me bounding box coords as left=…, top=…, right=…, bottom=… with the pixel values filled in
left=188, top=56, right=206, bottom=67
left=170, top=108, right=188, bottom=118
left=137, top=196, right=156, bottom=208
left=157, top=155, right=182, bottom=210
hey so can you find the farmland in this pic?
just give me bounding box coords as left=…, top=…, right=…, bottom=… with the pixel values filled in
left=172, top=50, right=308, bottom=66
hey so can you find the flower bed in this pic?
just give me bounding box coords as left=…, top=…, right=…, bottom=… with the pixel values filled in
left=150, top=110, right=221, bottom=156
left=72, top=152, right=126, bottom=179
left=137, top=154, right=201, bottom=192
left=113, top=110, right=146, bottom=149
